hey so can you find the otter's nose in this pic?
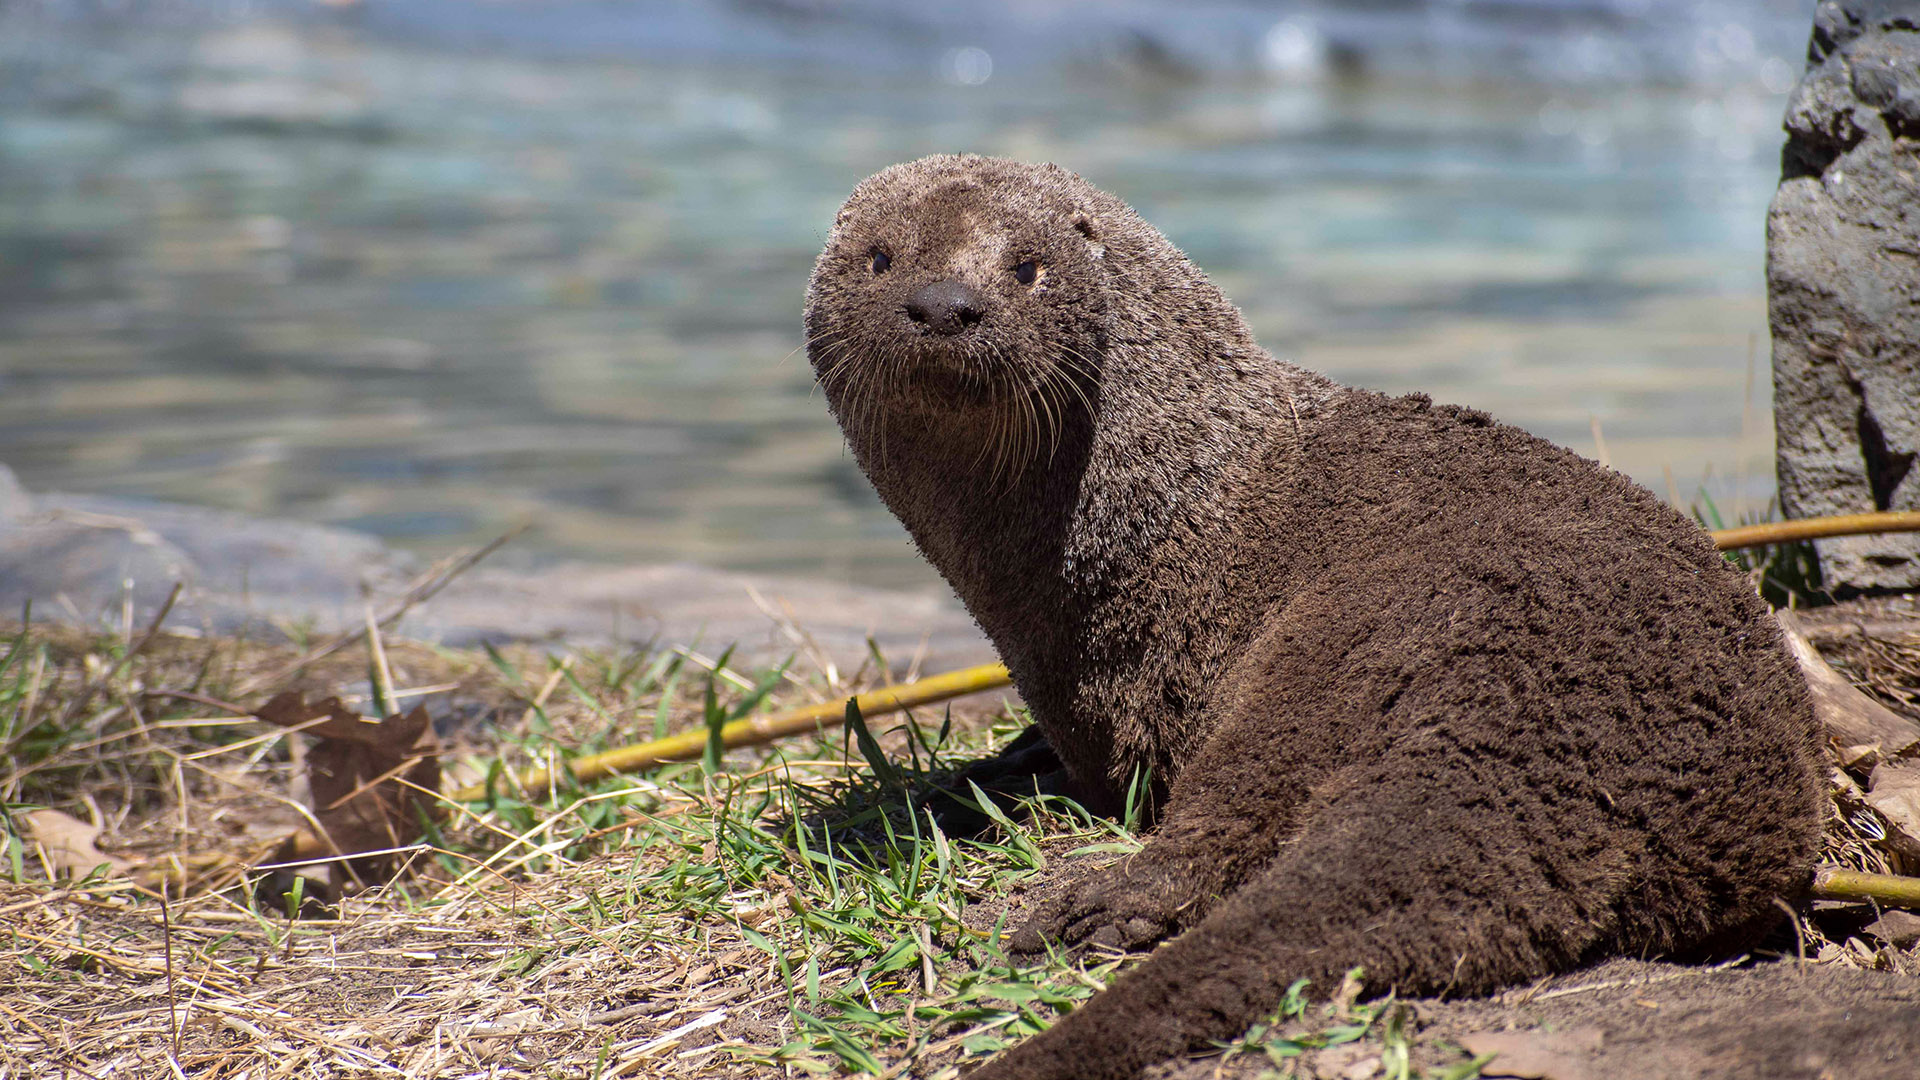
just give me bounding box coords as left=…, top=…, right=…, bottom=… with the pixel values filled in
left=903, top=280, right=986, bottom=335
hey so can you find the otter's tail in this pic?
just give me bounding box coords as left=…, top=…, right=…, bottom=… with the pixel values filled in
left=970, top=743, right=1809, bottom=1080
left=976, top=817, right=1565, bottom=1078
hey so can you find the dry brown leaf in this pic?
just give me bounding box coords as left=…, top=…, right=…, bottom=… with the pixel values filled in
left=1863, top=910, right=1920, bottom=948
left=1865, top=760, right=1920, bottom=862
left=22, top=808, right=133, bottom=880
left=1776, top=612, right=1920, bottom=768
left=255, top=692, right=442, bottom=879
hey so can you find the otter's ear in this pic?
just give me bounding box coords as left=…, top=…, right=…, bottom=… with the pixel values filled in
left=1071, top=211, right=1105, bottom=260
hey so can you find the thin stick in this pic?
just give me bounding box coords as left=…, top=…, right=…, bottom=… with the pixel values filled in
left=56, top=581, right=182, bottom=725
left=519, top=659, right=573, bottom=732
left=1710, top=511, right=1920, bottom=551
left=1734, top=331, right=1758, bottom=526
left=235, top=525, right=526, bottom=696
left=161, top=880, right=180, bottom=1058
left=143, top=690, right=252, bottom=716
left=363, top=605, right=396, bottom=718
left=447, top=661, right=1013, bottom=802
left=1809, top=867, right=1920, bottom=909
left=1515, top=952, right=1751, bottom=1004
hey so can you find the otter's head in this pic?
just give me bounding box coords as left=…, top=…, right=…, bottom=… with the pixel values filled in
left=805, top=155, right=1113, bottom=480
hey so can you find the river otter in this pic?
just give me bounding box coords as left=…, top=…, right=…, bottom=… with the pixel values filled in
left=803, top=154, right=1824, bottom=1080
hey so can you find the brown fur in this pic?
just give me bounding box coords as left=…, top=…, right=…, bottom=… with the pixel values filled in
left=803, top=155, right=1826, bottom=1080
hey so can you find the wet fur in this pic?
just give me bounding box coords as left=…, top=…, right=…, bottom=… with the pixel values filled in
left=804, top=155, right=1825, bottom=1080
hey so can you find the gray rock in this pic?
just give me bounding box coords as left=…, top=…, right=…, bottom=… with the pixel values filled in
left=0, top=464, right=991, bottom=674
left=0, top=514, right=197, bottom=624
left=0, top=466, right=29, bottom=526
left=0, top=474, right=413, bottom=634
left=1768, top=1, right=1920, bottom=594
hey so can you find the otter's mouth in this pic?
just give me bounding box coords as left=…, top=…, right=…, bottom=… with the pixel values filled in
left=895, top=347, right=996, bottom=402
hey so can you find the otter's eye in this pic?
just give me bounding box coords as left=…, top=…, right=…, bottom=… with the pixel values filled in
left=1013, top=259, right=1038, bottom=285
left=870, top=250, right=891, bottom=274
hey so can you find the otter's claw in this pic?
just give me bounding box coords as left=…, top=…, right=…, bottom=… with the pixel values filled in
left=1008, top=867, right=1188, bottom=956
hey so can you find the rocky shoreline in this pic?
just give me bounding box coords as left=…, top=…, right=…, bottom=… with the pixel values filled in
left=0, top=465, right=993, bottom=673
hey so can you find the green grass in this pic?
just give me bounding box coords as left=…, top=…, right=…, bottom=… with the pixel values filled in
left=1692, top=491, right=1825, bottom=608
left=452, top=668, right=1133, bottom=1072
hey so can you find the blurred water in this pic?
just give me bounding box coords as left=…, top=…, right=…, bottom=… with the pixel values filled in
left=0, top=1, right=1810, bottom=589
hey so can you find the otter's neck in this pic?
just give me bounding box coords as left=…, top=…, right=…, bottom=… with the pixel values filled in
left=844, top=323, right=1340, bottom=728
left=847, top=407, right=1095, bottom=675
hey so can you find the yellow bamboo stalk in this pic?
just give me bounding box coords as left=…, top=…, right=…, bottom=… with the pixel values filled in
left=1710, top=510, right=1920, bottom=551
left=447, top=661, right=1012, bottom=802
left=1808, top=867, right=1920, bottom=909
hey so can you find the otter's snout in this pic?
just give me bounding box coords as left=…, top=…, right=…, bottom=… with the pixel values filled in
left=904, top=280, right=986, bottom=336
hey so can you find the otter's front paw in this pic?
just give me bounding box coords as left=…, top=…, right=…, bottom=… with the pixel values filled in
left=1006, top=864, right=1189, bottom=956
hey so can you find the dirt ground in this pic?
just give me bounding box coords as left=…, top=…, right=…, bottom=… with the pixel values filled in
left=1135, top=956, right=1920, bottom=1080
left=1415, top=958, right=1920, bottom=1080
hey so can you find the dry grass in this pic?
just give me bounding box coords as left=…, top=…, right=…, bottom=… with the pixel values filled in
left=0, top=617, right=1121, bottom=1079
left=2, top=598, right=1919, bottom=1079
